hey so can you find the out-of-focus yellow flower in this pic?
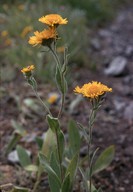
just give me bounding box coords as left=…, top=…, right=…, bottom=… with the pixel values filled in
left=1, top=30, right=8, bottom=37
left=74, top=81, right=112, bottom=99
left=21, top=26, right=33, bottom=38
left=18, top=4, right=25, bottom=11
left=28, top=28, right=57, bottom=47
left=39, top=14, right=68, bottom=27
left=47, top=93, right=59, bottom=104
left=21, top=65, right=35, bottom=73
left=57, top=46, right=65, bottom=53
left=4, top=38, right=12, bottom=46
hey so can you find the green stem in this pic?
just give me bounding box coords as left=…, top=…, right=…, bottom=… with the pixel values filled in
left=32, top=87, right=52, bottom=116
left=55, top=129, right=63, bottom=182
left=88, top=102, right=98, bottom=192
left=58, top=92, right=65, bottom=119
left=50, top=46, right=61, bottom=70
left=33, top=165, right=42, bottom=192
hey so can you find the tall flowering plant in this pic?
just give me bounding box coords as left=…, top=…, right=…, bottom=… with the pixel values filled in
left=3, top=14, right=115, bottom=192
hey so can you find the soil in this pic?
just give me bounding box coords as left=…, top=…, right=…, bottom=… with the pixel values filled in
left=0, top=6, right=133, bottom=192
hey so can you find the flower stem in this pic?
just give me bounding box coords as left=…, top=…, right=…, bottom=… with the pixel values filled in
left=33, top=165, right=42, bottom=192
left=58, top=92, right=65, bottom=119
left=88, top=101, right=99, bottom=192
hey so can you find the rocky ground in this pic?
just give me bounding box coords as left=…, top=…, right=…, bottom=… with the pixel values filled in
left=0, top=6, right=133, bottom=192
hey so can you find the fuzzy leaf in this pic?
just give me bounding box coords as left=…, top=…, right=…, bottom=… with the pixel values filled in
left=92, top=145, right=115, bottom=175
left=24, top=164, right=38, bottom=172
left=58, top=130, right=65, bottom=161
left=47, top=115, right=60, bottom=133
left=66, top=153, right=79, bottom=182
left=39, top=153, right=61, bottom=192
left=68, top=120, right=81, bottom=157
left=16, top=145, right=31, bottom=168
left=62, top=173, right=71, bottom=192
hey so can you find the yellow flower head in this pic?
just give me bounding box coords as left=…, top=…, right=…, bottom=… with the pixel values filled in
left=38, top=14, right=68, bottom=27
left=1, top=30, right=8, bottom=37
left=74, top=81, right=112, bottom=99
left=28, top=28, right=57, bottom=47
left=47, top=93, right=59, bottom=104
left=21, top=65, right=35, bottom=73
left=21, top=26, right=33, bottom=38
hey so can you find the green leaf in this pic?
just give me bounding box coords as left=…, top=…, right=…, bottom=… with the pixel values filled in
left=68, top=120, right=81, bottom=157
left=62, top=173, right=71, bottom=192
left=39, top=153, right=61, bottom=192
left=92, top=145, right=115, bottom=175
left=10, top=186, right=29, bottom=192
left=50, top=151, right=61, bottom=180
left=58, top=130, right=65, bottom=161
left=66, top=153, right=79, bottom=182
left=5, top=133, right=21, bottom=155
left=24, top=164, right=38, bottom=172
left=47, top=114, right=60, bottom=133
left=41, top=128, right=56, bottom=158
left=16, top=145, right=31, bottom=168
left=35, top=136, right=43, bottom=150
left=11, top=120, right=26, bottom=136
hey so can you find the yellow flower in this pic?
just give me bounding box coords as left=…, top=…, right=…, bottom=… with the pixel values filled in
left=4, top=38, right=12, bottom=46
left=21, top=65, right=35, bottom=73
left=1, top=30, right=8, bottom=37
left=28, top=28, right=57, bottom=47
left=38, top=14, right=68, bottom=27
left=74, top=81, right=112, bottom=99
left=47, top=93, right=59, bottom=104
left=21, top=26, right=33, bottom=38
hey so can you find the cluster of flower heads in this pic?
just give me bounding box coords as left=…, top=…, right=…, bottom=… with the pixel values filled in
left=74, top=81, right=112, bottom=99
left=28, top=14, right=68, bottom=47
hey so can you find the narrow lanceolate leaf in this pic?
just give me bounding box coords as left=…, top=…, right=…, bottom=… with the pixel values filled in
left=41, top=128, right=56, bottom=159
left=50, top=151, right=61, bottom=180
left=62, top=173, right=71, bottom=192
left=11, top=120, right=26, bottom=136
left=10, top=186, right=29, bottom=192
left=92, top=145, right=115, bottom=175
left=66, top=153, right=79, bottom=182
left=5, top=133, right=21, bottom=155
left=58, top=130, right=65, bottom=161
left=68, top=120, right=81, bottom=157
left=16, top=145, right=31, bottom=168
left=47, top=114, right=60, bottom=133
left=39, top=153, right=61, bottom=192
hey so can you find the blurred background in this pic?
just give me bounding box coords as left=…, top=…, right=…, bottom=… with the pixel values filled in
left=0, top=0, right=133, bottom=191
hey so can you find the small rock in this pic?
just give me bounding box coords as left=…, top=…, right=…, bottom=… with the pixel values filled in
left=104, top=56, right=128, bottom=76
left=8, top=150, right=31, bottom=164
left=113, top=99, right=126, bottom=111
left=124, top=102, right=133, bottom=121
left=90, top=38, right=101, bottom=50
left=99, top=29, right=112, bottom=37
left=125, top=45, right=133, bottom=57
